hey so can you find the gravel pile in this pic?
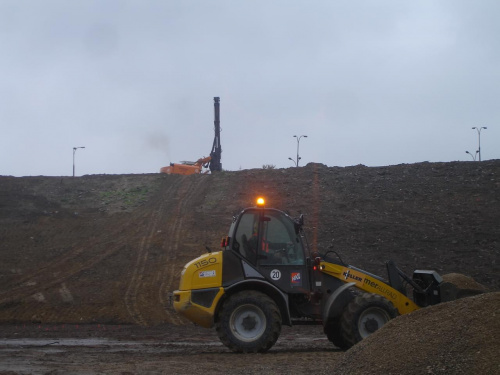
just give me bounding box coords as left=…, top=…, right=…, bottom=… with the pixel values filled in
left=333, top=292, right=500, bottom=374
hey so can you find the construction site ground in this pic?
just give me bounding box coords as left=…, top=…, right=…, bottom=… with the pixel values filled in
left=0, top=160, right=499, bottom=374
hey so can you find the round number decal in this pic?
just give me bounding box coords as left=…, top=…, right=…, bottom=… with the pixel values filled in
left=270, top=269, right=281, bottom=280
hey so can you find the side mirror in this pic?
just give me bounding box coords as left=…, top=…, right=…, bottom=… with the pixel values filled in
left=293, top=214, right=304, bottom=234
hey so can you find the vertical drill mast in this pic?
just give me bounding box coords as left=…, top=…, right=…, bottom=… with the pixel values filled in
left=209, top=97, right=222, bottom=172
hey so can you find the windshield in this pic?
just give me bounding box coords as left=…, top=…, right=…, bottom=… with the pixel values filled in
left=232, top=209, right=305, bottom=266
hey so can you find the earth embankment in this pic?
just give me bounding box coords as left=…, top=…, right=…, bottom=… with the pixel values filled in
left=0, top=160, right=498, bottom=325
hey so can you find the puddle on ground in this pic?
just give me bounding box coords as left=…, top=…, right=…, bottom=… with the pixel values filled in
left=0, top=338, right=221, bottom=348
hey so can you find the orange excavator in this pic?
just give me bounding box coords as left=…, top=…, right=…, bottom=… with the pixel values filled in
left=160, top=97, right=222, bottom=175
left=160, top=156, right=212, bottom=175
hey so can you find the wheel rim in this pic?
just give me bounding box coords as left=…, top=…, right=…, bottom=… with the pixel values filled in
left=229, top=304, right=266, bottom=342
left=358, top=307, right=391, bottom=338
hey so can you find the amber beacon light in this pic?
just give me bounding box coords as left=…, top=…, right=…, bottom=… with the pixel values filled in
left=256, top=197, right=265, bottom=207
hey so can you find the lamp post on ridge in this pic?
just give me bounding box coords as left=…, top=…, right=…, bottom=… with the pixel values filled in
left=472, top=127, right=487, bottom=162
left=289, top=135, right=307, bottom=167
left=73, top=146, right=85, bottom=177
left=465, top=150, right=478, bottom=161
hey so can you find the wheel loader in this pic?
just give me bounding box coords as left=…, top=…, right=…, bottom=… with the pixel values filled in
left=172, top=198, right=461, bottom=352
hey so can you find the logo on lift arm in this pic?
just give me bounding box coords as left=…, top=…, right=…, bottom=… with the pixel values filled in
left=343, top=270, right=363, bottom=282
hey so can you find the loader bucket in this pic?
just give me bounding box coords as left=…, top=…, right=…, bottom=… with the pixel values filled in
left=440, top=273, right=487, bottom=302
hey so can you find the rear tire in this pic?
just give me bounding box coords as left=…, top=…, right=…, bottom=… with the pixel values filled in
left=340, top=293, right=398, bottom=349
left=216, top=291, right=282, bottom=353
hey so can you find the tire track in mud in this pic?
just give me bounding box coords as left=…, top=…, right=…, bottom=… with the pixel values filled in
left=123, top=177, right=182, bottom=325
left=157, top=176, right=208, bottom=325
left=0, top=175, right=206, bottom=325
left=0, top=225, right=134, bottom=306
left=164, top=178, right=207, bottom=324
left=0, top=219, right=105, bottom=295
left=159, top=176, right=208, bottom=325
left=123, top=175, right=207, bottom=325
left=123, top=233, right=157, bottom=325
left=158, top=216, right=186, bottom=325
left=156, top=217, right=183, bottom=324
left=0, top=180, right=169, bottom=313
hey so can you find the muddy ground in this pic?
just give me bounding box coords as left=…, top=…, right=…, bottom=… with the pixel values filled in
left=1, top=293, right=498, bottom=375
left=0, top=324, right=341, bottom=375
left=0, top=160, right=499, bottom=373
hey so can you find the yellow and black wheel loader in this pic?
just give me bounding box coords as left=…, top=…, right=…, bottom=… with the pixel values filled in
left=173, top=198, right=462, bottom=352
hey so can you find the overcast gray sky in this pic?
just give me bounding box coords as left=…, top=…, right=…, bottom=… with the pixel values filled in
left=1, top=0, right=499, bottom=176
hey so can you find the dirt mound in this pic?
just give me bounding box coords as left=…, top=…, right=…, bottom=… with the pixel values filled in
left=0, top=160, right=498, bottom=326
left=333, top=292, right=500, bottom=374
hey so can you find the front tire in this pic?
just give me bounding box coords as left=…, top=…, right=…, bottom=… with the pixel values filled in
left=340, top=293, right=398, bottom=349
left=216, top=291, right=282, bottom=353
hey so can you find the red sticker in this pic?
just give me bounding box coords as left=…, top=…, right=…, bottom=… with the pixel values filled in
left=291, top=272, right=302, bottom=286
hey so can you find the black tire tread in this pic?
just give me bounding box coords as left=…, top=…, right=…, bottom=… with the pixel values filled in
left=215, top=290, right=281, bottom=353
left=324, top=320, right=349, bottom=350
left=340, top=292, right=398, bottom=349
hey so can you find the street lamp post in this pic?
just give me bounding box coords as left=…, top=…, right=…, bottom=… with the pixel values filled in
left=472, top=127, right=487, bottom=162
left=465, top=150, right=478, bottom=161
left=289, top=135, right=307, bottom=167
left=73, top=146, right=85, bottom=177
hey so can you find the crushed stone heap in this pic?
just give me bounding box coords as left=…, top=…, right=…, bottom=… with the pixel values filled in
left=333, top=292, right=500, bottom=375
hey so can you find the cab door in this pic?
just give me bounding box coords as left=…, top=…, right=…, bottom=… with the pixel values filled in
left=230, top=208, right=310, bottom=294
left=256, top=209, right=310, bottom=294
left=228, top=208, right=308, bottom=295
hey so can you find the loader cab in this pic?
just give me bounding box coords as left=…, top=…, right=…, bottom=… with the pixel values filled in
left=229, top=207, right=310, bottom=294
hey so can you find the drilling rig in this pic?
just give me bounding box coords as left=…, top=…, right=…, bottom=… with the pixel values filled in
left=208, top=97, right=222, bottom=173
left=160, top=97, right=222, bottom=175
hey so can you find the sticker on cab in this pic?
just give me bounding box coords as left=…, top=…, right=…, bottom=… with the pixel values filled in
left=270, top=269, right=281, bottom=280
left=199, top=270, right=216, bottom=278
left=291, top=272, right=302, bottom=286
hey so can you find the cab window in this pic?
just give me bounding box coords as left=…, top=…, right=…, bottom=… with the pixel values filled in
left=259, top=211, right=305, bottom=265
left=232, top=209, right=304, bottom=266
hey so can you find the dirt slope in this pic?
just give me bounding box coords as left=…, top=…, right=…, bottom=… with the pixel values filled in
left=0, top=160, right=499, bottom=326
